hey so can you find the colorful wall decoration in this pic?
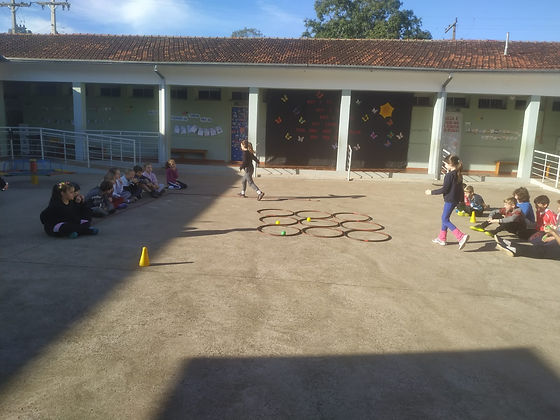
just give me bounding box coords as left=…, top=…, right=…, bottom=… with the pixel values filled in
left=231, top=106, right=248, bottom=162
left=348, top=92, right=413, bottom=169
left=265, top=90, right=341, bottom=167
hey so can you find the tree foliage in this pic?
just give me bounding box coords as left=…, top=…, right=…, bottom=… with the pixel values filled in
left=303, top=0, right=431, bottom=40
left=231, top=27, right=264, bottom=38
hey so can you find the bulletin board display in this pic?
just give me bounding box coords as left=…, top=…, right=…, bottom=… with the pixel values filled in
left=348, top=92, right=413, bottom=169
left=231, top=106, right=248, bottom=162
left=265, top=90, right=341, bottom=167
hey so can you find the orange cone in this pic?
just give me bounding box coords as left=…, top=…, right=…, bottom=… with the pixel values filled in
left=139, top=246, right=150, bottom=267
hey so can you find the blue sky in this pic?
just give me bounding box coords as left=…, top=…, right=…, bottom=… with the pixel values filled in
left=2, top=0, right=559, bottom=42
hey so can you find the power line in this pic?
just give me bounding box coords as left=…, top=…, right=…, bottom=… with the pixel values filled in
left=0, top=0, right=32, bottom=33
left=34, top=0, right=70, bottom=34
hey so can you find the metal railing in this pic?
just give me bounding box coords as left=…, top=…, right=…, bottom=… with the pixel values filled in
left=85, top=130, right=159, bottom=162
left=531, top=150, right=560, bottom=190
left=346, top=144, right=353, bottom=181
left=0, top=126, right=137, bottom=168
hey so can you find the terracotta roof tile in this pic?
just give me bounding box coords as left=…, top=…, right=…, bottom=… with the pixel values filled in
left=0, top=34, right=559, bottom=70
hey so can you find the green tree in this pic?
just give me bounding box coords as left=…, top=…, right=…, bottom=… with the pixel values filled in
left=303, top=0, right=431, bottom=39
left=231, top=27, right=264, bottom=38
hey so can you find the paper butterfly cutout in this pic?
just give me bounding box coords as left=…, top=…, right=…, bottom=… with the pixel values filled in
left=396, top=132, right=404, bottom=140
left=371, top=107, right=378, bottom=114
left=292, top=106, right=301, bottom=115
left=362, top=114, right=369, bottom=122
left=353, top=144, right=361, bottom=151
left=281, top=94, right=288, bottom=103
left=285, top=132, right=293, bottom=140
left=384, top=140, right=392, bottom=147
left=275, top=116, right=283, bottom=124
left=355, top=99, right=362, bottom=105
left=331, top=144, right=338, bottom=150
left=297, top=136, right=304, bottom=142
left=386, top=119, right=394, bottom=126
left=298, top=116, right=306, bottom=125
left=370, top=130, right=378, bottom=140
left=316, top=91, right=324, bottom=99
left=387, top=131, right=394, bottom=139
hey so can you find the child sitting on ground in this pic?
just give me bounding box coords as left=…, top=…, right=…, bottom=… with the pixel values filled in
left=529, top=195, right=558, bottom=244
left=85, top=180, right=116, bottom=217
left=111, top=168, right=136, bottom=204
left=134, top=165, right=161, bottom=198
left=120, top=168, right=143, bottom=200
left=165, top=159, right=187, bottom=189
left=470, top=196, right=525, bottom=237
left=40, top=181, right=98, bottom=238
left=457, top=185, right=488, bottom=216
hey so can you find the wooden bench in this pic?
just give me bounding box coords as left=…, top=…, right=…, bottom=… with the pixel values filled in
left=171, top=148, right=207, bottom=161
left=494, top=160, right=518, bottom=175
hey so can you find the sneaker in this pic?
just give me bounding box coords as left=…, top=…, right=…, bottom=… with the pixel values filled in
left=257, top=192, right=265, bottom=201
left=484, top=230, right=494, bottom=237
left=458, top=234, right=469, bottom=250
left=457, top=211, right=465, bottom=216
left=496, top=242, right=515, bottom=257
left=167, top=185, right=178, bottom=190
left=469, top=226, right=485, bottom=232
left=494, top=235, right=512, bottom=247
left=432, top=237, right=446, bottom=246
left=237, top=193, right=247, bottom=198
left=68, top=232, right=78, bottom=239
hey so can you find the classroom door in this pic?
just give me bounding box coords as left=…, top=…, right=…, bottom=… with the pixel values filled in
left=231, top=106, right=248, bottom=162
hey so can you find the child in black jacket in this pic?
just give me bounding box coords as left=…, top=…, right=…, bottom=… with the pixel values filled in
left=239, top=140, right=265, bottom=200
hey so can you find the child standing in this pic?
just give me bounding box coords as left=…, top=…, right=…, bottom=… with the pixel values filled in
left=165, top=159, right=187, bottom=189
left=425, top=154, right=469, bottom=249
left=239, top=140, right=265, bottom=200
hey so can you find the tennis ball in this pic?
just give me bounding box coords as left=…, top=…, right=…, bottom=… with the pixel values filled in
left=306, top=217, right=311, bottom=222
left=281, top=230, right=286, bottom=236
left=275, top=220, right=280, bottom=225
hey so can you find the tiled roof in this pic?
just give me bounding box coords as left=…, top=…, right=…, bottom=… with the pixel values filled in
left=1, top=33, right=559, bottom=70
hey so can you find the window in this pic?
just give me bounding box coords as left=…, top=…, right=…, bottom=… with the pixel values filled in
left=37, top=83, right=57, bottom=96
left=514, top=99, right=527, bottom=110
left=413, top=96, right=431, bottom=107
left=198, top=88, right=221, bottom=100
left=478, top=98, right=506, bottom=109
left=446, top=97, right=468, bottom=108
left=552, top=100, right=560, bottom=112
left=232, top=91, right=249, bottom=101
left=132, top=87, right=154, bottom=98
left=171, top=88, right=188, bottom=100
left=100, top=86, right=121, bottom=97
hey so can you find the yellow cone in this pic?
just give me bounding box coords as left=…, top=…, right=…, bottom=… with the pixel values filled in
left=139, top=246, right=150, bottom=267
left=470, top=212, right=477, bottom=224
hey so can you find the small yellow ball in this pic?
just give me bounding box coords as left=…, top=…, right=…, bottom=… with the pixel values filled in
left=306, top=217, right=311, bottom=222
left=275, top=220, right=280, bottom=225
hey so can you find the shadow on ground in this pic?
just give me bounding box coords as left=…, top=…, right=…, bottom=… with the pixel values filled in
left=157, top=349, right=560, bottom=419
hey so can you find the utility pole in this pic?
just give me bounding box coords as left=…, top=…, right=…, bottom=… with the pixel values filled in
left=0, top=0, right=32, bottom=33
left=445, top=17, right=457, bottom=40
left=34, top=0, right=70, bottom=34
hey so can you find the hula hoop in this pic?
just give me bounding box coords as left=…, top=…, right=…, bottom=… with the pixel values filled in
left=257, top=208, right=295, bottom=217
left=345, top=230, right=392, bottom=242
left=332, top=212, right=372, bottom=222
left=340, top=220, right=384, bottom=231
left=257, top=224, right=302, bottom=236
left=294, top=210, right=334, bottom=220
left=302, top=226, right=345, bottom=238
left=299, top=218, right=340, bottom=228
left=259, top=215, right=299, bottom=226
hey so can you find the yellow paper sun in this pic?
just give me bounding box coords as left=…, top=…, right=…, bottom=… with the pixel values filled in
left=379, top=102, right=394, bottom=119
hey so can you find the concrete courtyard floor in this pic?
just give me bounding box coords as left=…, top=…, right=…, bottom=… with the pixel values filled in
left=1, top=166, right=560, bottom=419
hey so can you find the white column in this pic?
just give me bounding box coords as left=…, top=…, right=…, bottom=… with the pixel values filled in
left=248, top=87, right=261, bottom=160
left=427, top=91, right=447, bottom=177
left=517, top=95, right=541, bottom=180
left=72, top=82, right=87, bottom=161
left=336, top=89, right=351, bottom=172
left=158, top=82, right=170, bottom=165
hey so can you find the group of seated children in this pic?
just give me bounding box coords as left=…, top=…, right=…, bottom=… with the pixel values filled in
left=463, top=186, right=560, bottom=258
left=39, top=160, right=187, bottom=238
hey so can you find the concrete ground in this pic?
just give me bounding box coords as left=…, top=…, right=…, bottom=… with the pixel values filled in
left=1, top=165, right=560, bottom=419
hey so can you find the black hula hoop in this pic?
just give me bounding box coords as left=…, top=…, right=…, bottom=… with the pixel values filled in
left=259, top=215, right=300, bottom=226
left=301, top=226, right=345, bottom=238
left=294, top=210, right=334, bottom=220
left=332, top=212, right=372, bottom=222
left=257, top=208, right=295, bottom=217
left=340, top=220, right=384, bottom=231
left=257, top=224, right=302, bottom=236
left=345, top=230, right=392, bottom=242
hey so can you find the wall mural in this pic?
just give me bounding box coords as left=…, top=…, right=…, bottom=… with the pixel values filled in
left=348, top=92, right=413, bottom=169
left=265, top=90, right=341, bottom=167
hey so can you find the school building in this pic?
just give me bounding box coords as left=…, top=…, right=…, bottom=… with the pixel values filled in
left=0, top=34, right=559, bottom=179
